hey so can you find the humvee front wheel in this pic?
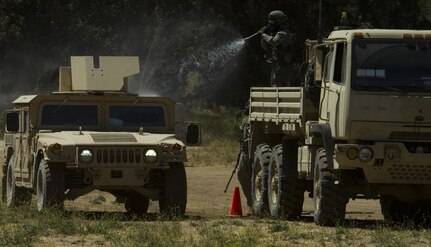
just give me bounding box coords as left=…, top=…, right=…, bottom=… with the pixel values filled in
left=5, top=158, right=31, bottom=207
left=36, top=160, right=65, bottom=211
left=159, top=163, right=187, bottom=216
left=313, top=148, right=347, bottom=226
left=268, top=145, right=305, bottom=219
left=251, top=144, right=271, bottom=216
left=125, top=193, right=150, bottom=215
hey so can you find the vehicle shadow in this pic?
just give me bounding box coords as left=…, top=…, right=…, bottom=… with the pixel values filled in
left=62, top=210, right=204, bottom=222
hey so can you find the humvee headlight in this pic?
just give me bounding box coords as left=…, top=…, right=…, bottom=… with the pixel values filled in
left=358, top=147, right=374, bottom=162
left=144, top=149, right=158, bottom=163
left=346, top=147, right=358, bottom=160
left=172, top=143, right=183, bottom=154
left=79, top=149, right=94, bottom=163
left=50, top=143, right=63, bottom=154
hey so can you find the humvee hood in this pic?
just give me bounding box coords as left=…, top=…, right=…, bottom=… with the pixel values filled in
left=37, top=131, right=182, bottom=146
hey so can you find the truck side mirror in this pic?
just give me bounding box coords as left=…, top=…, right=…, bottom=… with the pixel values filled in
left=186, top=123, right=201, bottom=145
left=5, top=112, right=19, bottom=132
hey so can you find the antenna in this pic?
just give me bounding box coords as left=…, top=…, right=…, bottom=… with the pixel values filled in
left=317, top=0, right=323, bottom=44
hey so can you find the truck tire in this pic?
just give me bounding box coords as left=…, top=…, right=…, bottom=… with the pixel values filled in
left=251, top=144, right=271, bottom=216
left=5, top=157, right=31, bottom=207
left=268, top=145, right=305, bottom=219
left=159, top=163, right=187, bottom=216
left=313, top=148, right=347, bottom=226
left=125, top=193, right=150, bottom=215
left=36, top=160, right=65, bottom=211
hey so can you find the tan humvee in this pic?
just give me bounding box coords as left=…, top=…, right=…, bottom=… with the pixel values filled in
left=242, top=29, right=431, bottom=225
left=2, top=56, right=200, bottom=215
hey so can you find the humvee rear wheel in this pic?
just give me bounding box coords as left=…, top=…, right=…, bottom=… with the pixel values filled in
left=251, top=144, right=271, bottom=216
left=268, top=145, right=305, bottom=219
left=125, top=193, right=150, bottom=215
left=36, top=160, right=65, bottom=211
left=313, top=149, right=347, bottom=226
left=6, top=159, right=18, bottom=207
left=159, top=163, right=187, bottom=216
left=5, top=158, right=31, bottom=207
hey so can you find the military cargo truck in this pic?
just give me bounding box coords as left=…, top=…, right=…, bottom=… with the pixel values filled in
left=241, top=29, right=431, bottom=225
left=2, top=56, right=199, bottom=215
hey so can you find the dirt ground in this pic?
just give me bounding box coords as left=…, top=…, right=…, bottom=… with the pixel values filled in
left=0, top=142, right=383, bottom=221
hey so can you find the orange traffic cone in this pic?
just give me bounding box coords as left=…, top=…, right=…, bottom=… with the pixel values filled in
left=229, top=186, right=243, bottom=217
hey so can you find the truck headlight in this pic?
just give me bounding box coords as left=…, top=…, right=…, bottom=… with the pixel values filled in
left=144, top=149, right=158, bottom=163
left=358, top=147, right=374, bottom=162
left=79, top=149, right=94, bottom=163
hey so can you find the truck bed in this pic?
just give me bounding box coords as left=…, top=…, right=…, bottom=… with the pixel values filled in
left=249, top=87, right=318, bottom=135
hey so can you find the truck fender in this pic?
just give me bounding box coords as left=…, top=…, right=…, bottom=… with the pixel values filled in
left=309, top=123, right=334, bottom=170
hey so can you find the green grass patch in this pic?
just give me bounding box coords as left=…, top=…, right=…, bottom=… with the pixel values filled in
left=186, top=105, right=243, bottom=167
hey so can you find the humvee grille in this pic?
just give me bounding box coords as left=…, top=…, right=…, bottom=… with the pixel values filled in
left=387, top=163, right=431, bottom=181
left=95, top=148, right=142, bottom=164
left=90, top=133, right=137, bottom=143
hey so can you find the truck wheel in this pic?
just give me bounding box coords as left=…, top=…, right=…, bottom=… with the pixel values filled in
left=2, top=165, right=6, bottom=203
left=313, top=148, right=348, bottom=226
left=268, top=145, right=305, bottom=219
left=125, top=193, right=150, bottom=215
left=5, top=158, right=31, bottom=207
left=251, top=144, right=271, bottom=216
left=36, top=160, right=65, bottom=211
left=159, top=163, right=187, bottom=216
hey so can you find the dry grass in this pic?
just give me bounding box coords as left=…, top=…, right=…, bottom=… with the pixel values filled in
left=0, top=204, right=430, bottom=246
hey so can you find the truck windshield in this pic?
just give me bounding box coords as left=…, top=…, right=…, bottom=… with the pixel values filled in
left=352, top=39, right=431, bottom=92
left=109, top=106, right=165, bottom=127
left=41, top=105, right=98, bottom=125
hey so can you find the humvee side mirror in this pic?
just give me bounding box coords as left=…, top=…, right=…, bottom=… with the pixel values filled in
left=186, top=123, right=201, bottom=145
left=5, top=112, right=19, bottom=132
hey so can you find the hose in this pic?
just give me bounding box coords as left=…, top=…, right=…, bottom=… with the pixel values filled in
left=244, top=31, right=260, bottom=42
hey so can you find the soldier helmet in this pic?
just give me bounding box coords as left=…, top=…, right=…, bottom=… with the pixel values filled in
left=268, top=10, right=288, bottom=24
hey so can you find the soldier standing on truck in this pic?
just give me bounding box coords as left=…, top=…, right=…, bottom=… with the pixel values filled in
left=260, top=10, right=293, bottom=87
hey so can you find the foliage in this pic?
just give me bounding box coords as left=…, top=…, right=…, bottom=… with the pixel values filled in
left=1, top=0, right=430, bottom=108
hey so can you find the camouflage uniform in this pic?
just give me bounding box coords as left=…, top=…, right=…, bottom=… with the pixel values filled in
left=261, top=10, right=292, bottom=87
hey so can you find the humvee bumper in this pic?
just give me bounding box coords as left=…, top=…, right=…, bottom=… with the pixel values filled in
left=335, top=142, right=431, bottom=184
left=90, top=167, right=152, bottom=186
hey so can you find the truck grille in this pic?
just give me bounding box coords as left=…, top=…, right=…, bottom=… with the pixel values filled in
left=95, top=148, right=142, bottom=164
left=387, top=163, right=431, bottom=181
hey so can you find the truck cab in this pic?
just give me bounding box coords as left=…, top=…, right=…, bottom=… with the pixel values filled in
left=244, top=29, right=431, bottom=225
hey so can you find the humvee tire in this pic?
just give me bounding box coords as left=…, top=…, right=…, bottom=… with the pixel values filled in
left=251, top=144, right=271, bottom=216
left=5, top=157, right=31, bottom=207
left=159, top=163, right=187, bottom=216
left=125, top=193, right=150, bottom=215
left=313, top=149, right=347, bottom=226
left=36, top=160, right=65, bottom=211
left=268, top=145, right=305, bottom=219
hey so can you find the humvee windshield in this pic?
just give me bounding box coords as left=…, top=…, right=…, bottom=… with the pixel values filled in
left=352, top=39, right=431, bottom=92
left=108, top=106, right=165, bottom=127
left=40, top=104, right=166, bottom=128
left=41, top=105, right=98, bottom=125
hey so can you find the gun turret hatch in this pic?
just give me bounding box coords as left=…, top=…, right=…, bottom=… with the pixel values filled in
left=59, top=56, right=140, bottom=93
